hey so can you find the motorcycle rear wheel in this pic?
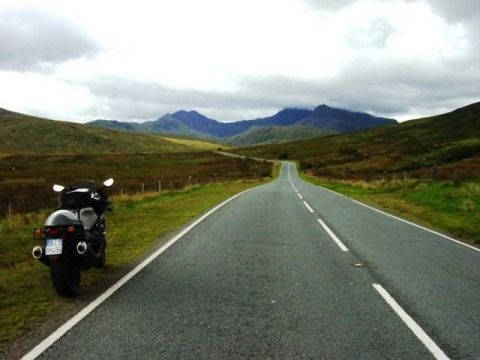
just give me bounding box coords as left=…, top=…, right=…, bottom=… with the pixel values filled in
left=50, top=261, right=81, bottom=297
left=94, top=245, right=106, bottom=268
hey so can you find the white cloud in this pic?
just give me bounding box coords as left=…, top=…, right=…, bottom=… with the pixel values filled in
left=0, top=72, right=96, bottom=121
left=0, top=7, right=100, bottom=72
left=0, top=0, right=478, bottom=122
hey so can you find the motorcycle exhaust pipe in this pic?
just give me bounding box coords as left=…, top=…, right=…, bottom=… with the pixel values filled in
left=32, top=246, right=43, bottom=259
left=78, top=242, right=101, bottom=268
left=76, top=241, right=88, bottom=255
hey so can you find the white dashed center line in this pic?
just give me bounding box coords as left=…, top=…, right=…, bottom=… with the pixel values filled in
left=303, top=201, right=314, bottom=213
left=317, top=218, right=349, bottom=252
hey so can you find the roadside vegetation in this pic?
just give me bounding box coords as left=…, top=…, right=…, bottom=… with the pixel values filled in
left=0, top=161, right=279, bottom=354
left=0, top=151, right=271, bottom=216
left=233, top=102, right=480, bottom=246
left=301, top=173, right=480, bottom=246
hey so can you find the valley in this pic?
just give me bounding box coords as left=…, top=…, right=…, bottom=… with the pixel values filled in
left=232, top=102, right=480, bottom=245
left=1, top=101, right=478, bottom=358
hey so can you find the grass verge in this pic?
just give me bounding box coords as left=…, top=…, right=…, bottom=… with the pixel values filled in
left=0, top=176, right=275, bottom=355
left=300, top=172, right=480, bottom=247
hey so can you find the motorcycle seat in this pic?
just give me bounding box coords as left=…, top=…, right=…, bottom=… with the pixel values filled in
left=79, top=207, right=98, bottom=230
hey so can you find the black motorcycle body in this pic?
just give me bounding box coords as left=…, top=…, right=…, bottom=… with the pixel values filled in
left=32, top=179, right=113, bottom=297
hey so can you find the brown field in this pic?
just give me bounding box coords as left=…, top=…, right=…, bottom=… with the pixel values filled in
left=0, top=151, right=272, bottom=216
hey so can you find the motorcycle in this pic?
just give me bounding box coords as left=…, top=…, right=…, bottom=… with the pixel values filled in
left=32, top=178, right=113, bottom=297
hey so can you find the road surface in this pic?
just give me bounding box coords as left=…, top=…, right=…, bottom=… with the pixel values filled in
left=25, top=163, right=479, bottom=359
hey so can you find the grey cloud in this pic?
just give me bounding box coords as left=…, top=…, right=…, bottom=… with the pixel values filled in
left=305, top=0, right=479, bottom=22
left=302, top=0, right=359, bottom=11
left=83, top=76, right=297, bottom=121
left=0, top=9, right=100, bottom=72
left=418, top=0, right=479, bottom=23
left=306, top=0, right=479, bottom=41
left=81, top=44, right=479, bottom=122
left=427, top=0, right=480, bottom=57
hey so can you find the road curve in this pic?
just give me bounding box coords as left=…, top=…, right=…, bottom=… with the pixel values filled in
left=25, top=163, right=479, bottom=359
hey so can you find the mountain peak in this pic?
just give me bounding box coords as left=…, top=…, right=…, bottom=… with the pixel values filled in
left=301, top=105, right=396, bottom=132
left=171, top=110, right=213, bottom=123
left=277, top=107, right=311, bottom=114
left=174, top=109, right=199, bottom=116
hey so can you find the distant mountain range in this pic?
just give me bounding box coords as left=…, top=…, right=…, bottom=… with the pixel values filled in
left=88, top=105, right=396, bottom=145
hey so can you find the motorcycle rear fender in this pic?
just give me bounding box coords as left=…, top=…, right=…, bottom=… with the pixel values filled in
left=45, top=209, right=82, bottom=227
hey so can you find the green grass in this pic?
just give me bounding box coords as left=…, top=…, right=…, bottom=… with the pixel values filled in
left=300, top=172, right=480, bottom=246
left=0, top=176, right=276, bottom=353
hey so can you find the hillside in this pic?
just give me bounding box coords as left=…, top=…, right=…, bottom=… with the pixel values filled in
left=88, top=106, right=395, bottom=145
left=299, top=104, right=396, bottom=132
left=232, top=102, right=480, bottom=181
left=0, top=108, right=220, bottom=154
left=227, top=125, right=335, bottom=146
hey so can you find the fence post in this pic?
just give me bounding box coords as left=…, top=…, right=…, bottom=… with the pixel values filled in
left=158, top=180, right=161, bottom=193
left=188, top=176, right=191, bottom=187
left=7, top=197, right=11, bottom=216
left=142, top=183, right=145, bottom=194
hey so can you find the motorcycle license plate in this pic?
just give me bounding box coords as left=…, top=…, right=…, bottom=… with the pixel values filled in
left=45, top=238, right=63, bottom=255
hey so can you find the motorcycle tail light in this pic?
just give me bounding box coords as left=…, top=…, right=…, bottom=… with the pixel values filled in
left=45, top=227, right=62, bottom=237
left=67, top=226, right=75, bottom=233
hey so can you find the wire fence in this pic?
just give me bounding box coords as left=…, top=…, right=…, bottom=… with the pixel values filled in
left=0, top=190, right=59, bottom=217
left=0, top=176, right=230, bottom=218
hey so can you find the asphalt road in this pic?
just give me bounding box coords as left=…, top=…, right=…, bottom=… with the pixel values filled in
left=28, top=163, right=479, bottom=359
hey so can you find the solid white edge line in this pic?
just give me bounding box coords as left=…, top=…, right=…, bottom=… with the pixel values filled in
left=303, top=201, right=314, bottom=213
left=300, top=175, right=479, bottom=254
left=372, top=284, right=450, bottom=360
left=317, top=219, right=349, bottom=252
left=21, top=188, right=253, bottom=360
left=298, top=193, right=303, bottom=200
left=351, top=200, right=480, bottom=253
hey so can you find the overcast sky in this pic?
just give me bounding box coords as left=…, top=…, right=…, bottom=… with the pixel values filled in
left=0, top=0, right=478, bottom=123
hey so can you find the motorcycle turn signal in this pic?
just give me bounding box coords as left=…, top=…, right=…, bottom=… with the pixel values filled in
left=33, top=228, right=43, bottom=239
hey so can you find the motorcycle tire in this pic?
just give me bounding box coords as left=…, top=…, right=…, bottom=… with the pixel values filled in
left=94, top=244, right=106, bottom=269
left=50, top=261, right=81, bottom=297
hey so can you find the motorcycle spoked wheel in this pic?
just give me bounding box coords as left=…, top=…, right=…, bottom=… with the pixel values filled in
left=50, top=261, right=81, bottom=297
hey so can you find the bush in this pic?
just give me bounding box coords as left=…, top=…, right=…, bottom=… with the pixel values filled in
left=338, top=147, right=363, bottom=160
left=237, top=158, right=250, bottom=173
left=258, top=168, right=271, bottom=177
left=299, top=161, right=313, bottom=171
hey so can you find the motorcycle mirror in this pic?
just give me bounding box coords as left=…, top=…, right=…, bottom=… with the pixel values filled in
left=103, top=178, right=114, bottom=187
left=53, top=184, right=65, bottom=192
